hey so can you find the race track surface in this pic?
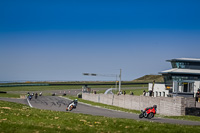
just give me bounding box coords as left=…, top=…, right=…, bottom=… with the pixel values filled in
left=1, top=96, right=200, bottom=126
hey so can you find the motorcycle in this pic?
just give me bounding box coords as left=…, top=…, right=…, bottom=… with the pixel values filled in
left=66, top=102, right=77, bottom=111
left=139, top=105, right=157, bottom=119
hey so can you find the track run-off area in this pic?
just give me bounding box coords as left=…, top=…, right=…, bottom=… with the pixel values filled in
left=1, top=96, right=200, bottom=126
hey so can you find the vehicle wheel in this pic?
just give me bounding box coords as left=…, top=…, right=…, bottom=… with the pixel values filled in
left=148, top=113, right=154, bottom=119
left=139, top=113, right=144, bottom=118
left=69, top=105, right=73, bottom=111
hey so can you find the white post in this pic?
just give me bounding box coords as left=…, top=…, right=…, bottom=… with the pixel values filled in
left=115, top=75, right=118, bottom=89
left=119, top=69, right=121, bottom=92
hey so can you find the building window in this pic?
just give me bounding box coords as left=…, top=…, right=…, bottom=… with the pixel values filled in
left=171, top=62, right=190, bottom=69
left=163, top=92, right=165, bottom=97
left=181, top=82, right=194, bottom=93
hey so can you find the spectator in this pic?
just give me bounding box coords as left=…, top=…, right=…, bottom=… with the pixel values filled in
left=196, top=89, right=200, bottom=102
left=123, top=91, right=126, bottom=95
left=143, top=90, right=146, bottom=96
left=130, top=91, right=134, bottom=95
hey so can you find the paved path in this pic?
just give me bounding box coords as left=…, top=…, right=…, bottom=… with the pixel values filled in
left=1, top=96, right=200, bottom=125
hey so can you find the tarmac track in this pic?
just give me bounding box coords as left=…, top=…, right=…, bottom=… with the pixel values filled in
left=1, top=96, right=200, bottom=125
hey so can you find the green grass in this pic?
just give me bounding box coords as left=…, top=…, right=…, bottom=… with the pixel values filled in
left=0, top=93, right=20, bottom=98
left=0, top=85, right=82, bottom=91
left=96, top=88, right=148, bottom=96
left=0, top=100, right=200, bottom=133
left=90, top=84, right=148, bottom=89
left=0, top=84, right=147, bottom=92
left=163, top=115, right=200, bottom=122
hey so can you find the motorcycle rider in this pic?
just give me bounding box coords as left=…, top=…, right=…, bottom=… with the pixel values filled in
left=145, top=105, right=157, bottom=111
left=67, top=99, right=78, bottom=109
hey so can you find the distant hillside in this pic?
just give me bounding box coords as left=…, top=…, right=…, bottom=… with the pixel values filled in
left=133, top=75, right=164, bottom=83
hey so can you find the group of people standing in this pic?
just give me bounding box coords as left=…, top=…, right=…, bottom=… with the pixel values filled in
left=117, top=90, right=127, bottom=95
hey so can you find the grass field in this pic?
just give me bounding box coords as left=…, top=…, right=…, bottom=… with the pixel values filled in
left=0, top=84, right=147, bottom=92
left=95, top=88, right=148, bottom=96
left=0, top=85, right=82, bottom=91
left=0, top=93, right=20, bottom=98
left=0, top=100, right=200, bottom=133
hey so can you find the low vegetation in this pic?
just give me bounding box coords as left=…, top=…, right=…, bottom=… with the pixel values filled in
left=0, top=93, right=20, bottom=98
left=133, top=75, right=164, bottom=83
left=96, top=88, right=148, bottom=96
left=163, top=115, right=200, bottom=122
left=1, top=100, right=200, bottom=133
left=0, top=85, right=82, bottom=92
left=0, top=84, right=147, bottom=92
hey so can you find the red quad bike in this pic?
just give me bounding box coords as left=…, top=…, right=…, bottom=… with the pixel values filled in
left=139, top=105, right=157, bottom=119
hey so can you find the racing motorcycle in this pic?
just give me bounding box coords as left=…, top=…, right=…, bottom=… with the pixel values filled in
left=66, top=99, right=78, bottom=111
left=139, top=105, right=157, bottom=119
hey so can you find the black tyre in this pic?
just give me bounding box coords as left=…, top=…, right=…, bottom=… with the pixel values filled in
left=147, top=113, right=154, bottom=119
left=139, top=113, right=144, bottom=118
left=69, top=105, right=73, bottom=111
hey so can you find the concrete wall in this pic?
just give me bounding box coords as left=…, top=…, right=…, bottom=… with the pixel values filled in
left=82, top=93, right=195, bottom=116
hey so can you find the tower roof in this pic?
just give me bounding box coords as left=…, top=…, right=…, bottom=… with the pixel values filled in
left=159, top=68, right=200, bottom=75
left=166, top=58, right=200, bottom=62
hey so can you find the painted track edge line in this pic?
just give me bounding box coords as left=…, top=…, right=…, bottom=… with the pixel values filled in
left=26, top=98, right=33, bottom=108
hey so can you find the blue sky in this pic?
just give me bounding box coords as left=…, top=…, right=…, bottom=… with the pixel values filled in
left=0, top=0, right=200, bottom=81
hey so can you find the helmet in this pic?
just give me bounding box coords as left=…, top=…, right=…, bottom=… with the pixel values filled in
left=153, top=105, right=157, bottom=109
left=74, top=99, right=78, bottom=102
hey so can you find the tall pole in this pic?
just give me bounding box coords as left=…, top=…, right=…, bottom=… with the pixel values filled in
left=119, top=69, right=121, bottom=92
left=115, top=75, right=118, bottom=89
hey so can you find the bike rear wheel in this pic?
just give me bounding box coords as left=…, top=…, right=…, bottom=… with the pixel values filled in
left=147, top=113, right=154, bottom=119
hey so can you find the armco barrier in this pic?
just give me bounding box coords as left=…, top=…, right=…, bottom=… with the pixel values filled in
left=82, top=93, right=195, bottom=116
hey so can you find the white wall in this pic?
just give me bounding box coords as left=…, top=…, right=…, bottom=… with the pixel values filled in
left=194, top=81, right=200, bottom=97
left=148, top=83, right=169, bottom=97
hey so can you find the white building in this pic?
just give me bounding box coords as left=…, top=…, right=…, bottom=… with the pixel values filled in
left=149, top=58, right=200, bottom=97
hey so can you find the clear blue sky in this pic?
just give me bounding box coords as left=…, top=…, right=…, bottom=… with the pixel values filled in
left=1, top=0, right=200, bottom=81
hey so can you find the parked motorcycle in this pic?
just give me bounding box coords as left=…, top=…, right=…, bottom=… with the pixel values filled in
left=139, top=105, right=157, bottom=119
